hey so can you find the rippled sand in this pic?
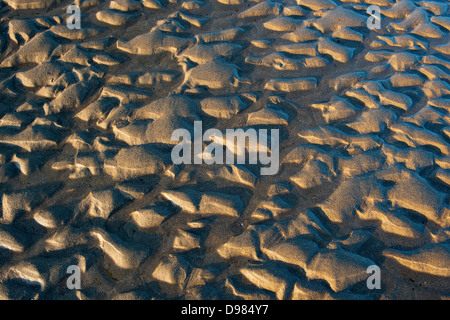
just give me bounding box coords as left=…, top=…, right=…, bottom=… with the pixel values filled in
left=0, top=0, right=449, bottom=300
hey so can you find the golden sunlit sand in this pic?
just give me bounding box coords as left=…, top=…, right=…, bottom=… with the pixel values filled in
left=0, top=0, right=449, bottom=300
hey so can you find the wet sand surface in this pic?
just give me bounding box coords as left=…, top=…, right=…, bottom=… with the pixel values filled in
left=0, top=0, right=449, bottom=300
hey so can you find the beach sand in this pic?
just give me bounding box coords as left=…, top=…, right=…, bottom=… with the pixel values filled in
left=0, top=0, right=449, bottom=300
